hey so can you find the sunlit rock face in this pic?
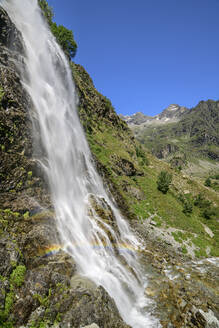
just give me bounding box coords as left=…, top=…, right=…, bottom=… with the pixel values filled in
left=120, top=104, right=189, bottom=127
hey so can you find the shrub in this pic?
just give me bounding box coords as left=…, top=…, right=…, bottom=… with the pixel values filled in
left=183, top=198, right=193, bottom=214
left=194, top=193, right=211, bottom=208
left=157, top=170, right=172, bottom=194
left=178, top=193, right=193, bottom=214
left=10, top=265, right=26, bottom=287
left=204, top=177, right=211, bottom=187
left=194, top=193, right=217, bottom=220
left=135, top=145, right=149, bottom=166
left=202, top=207, right=216, bottom=220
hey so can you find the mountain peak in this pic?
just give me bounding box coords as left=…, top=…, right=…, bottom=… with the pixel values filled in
left=120, top=104, right=189, bottom=126
left=166, top=104, right=179, bottom=111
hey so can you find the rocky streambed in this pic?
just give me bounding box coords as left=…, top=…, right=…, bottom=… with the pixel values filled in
left=133, top=220, right=219, bottom=328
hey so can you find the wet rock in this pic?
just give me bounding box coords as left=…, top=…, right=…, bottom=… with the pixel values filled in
left=88, top=193, right=121, bottom=242
left=0, top=235, right=21, bottom=275
left=70, top=274, right=97, bottom=290
left=0, top=8, right=24, bottom=53
left=82, top=324, right=100, bottom=328
left=192, top=309, right=219, bottom=328
left=58, top=284, right=130, bottom=328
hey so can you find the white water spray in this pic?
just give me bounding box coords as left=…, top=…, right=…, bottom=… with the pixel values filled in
left=1, top=1, right=160, bottom=326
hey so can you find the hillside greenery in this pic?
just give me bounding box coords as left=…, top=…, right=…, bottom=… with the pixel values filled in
left=72, top=63, right=219, bottom=259
left=157, top=170, right=172, bottom=194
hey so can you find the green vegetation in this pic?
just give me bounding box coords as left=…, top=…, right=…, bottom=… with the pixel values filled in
left=178, top=193, right=193, bottom=214
left=23, top=211, right=29, bottom=219
left=27, top=171, right=33, bottom=179
left=205, top=177, right=211, bottom=187
left=135, top=145, right=149, bottom=166
left=10, top=265, right=26, bottom=287
left=0, top=264, right=26, bottom=326
left=132, top=100, right=219, bottom=178
left=30, top=320, right=50, bottom=328
left=181, top=246, right=188, bottom=254
left=194, top=192, right=218, bottom=220
left=204, top=174, right=219, bottom=192
left=72, top=63, right=219, bottom=258
left=202, top=206, right=217, bottom=220
left=157, top=170, right=172, bottom=194
left=0, top=86, right=4, bottom=102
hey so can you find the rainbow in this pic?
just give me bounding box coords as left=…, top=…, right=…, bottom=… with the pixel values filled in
left=38, top=242, right=140, bottom=258
left=39, top=244, right=63, bottom=257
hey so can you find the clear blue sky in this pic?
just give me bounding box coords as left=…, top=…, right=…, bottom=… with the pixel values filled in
left=47, top=0, right=219, bottom=116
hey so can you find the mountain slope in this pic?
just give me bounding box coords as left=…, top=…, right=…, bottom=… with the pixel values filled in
left=124, top=100, right=219, bottom=177
left=72, top=64, right=219, bottom=259
left=120, top=104, right=189, bottom=126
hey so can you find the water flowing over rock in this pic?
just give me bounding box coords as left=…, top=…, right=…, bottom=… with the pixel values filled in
left=0, top=0, right=160, bottom=327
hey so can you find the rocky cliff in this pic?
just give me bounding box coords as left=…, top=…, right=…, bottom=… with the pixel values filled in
left=0, top=8, right=130, bottom=328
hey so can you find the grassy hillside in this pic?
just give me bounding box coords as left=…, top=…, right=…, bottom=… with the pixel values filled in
left=72, top=63, right=219, bottom=258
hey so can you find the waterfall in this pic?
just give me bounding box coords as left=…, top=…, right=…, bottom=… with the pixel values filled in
left=1, top=0, right=160, bottom=327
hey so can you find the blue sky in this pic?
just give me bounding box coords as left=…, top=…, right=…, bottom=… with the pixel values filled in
left=47, top=0, right=219, bottom=116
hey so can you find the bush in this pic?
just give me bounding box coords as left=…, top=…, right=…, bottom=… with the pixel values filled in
left=183, top=199, right=193, bottom=214
left=204, top=177, right=211, bottom=187
left=178, top=193, right=193, bottom=214
left=202, top=207, right=216, bottom=220
left=157, top=170, right=172, bottom=194
left=135, top=145, right=149, bottom=166
left=194, top=193, right=211, bottom=208
left=194, top=193, right=217, bottom=220
left=10, top=265, right=26, bottom=287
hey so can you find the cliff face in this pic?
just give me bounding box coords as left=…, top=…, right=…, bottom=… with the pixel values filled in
left=0, top=8, right=130, bottom=328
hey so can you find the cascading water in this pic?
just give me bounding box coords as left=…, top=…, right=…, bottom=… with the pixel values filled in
left=1, top=0, right=160, bottom=326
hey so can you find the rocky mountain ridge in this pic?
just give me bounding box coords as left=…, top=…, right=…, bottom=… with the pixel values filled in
left=121, top=100, right=219, bottom=176
left=119, top=104, right=189, bottom=126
